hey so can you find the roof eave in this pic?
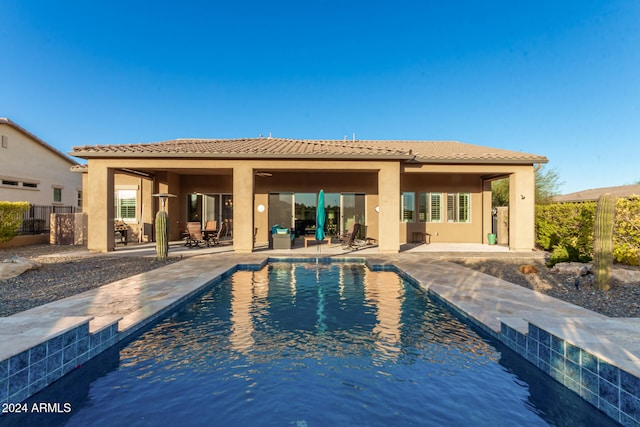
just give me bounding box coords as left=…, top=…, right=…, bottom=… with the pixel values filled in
left=412, top=157, right=549, bottom=165
left=70, top=152, right=415, bottom=161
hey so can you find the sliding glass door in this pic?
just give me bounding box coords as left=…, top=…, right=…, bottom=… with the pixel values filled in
left=341, top=193, right=365, bottom=237
left=268, top=192, right=364, bottom=237
left=269, top=193, right=293, bottom=230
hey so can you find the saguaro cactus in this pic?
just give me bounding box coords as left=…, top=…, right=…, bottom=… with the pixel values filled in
left=155, top=210, right=169, bottom=261
left=593, top=193, right=616, bottom=290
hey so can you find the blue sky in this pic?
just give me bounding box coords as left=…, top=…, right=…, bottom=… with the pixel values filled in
left=1, top=1, right=638, bottom=194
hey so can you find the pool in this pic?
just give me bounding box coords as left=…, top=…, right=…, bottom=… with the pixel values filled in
left=3, top=262, right=616, bottom=426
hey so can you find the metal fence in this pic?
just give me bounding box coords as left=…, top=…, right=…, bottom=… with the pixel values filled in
left=20, top=205, right=80, bottom=235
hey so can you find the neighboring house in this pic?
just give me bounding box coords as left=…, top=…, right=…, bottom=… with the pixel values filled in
left=0, top=118, right=82, bottom=207
left=71, top=137, right=547, bottom=253
left=552, top=184, right=640, bottom=203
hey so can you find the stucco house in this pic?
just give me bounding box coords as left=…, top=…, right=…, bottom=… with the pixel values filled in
left=70, top=137, right=547, bottom=253
left=0, top=118, right=81, bottom=207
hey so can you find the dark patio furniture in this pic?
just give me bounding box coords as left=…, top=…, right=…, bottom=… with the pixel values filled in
left=114, top=220, right=128, bottom=245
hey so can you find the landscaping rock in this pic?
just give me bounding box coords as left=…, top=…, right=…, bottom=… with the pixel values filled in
left=0, top=256, right=42, bottom=280
left=611, top=267, right=640, bottom=284
left=551, top=262, right=592, bottom=276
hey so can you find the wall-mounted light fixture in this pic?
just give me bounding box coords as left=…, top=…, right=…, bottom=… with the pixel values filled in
left=257, top=204, right=265, bottom=213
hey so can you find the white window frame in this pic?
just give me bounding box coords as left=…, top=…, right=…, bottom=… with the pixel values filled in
left=53, top=186, right=63, bottom=203
left=419, top=192, right=443, bottom=223
left=446, top=193, right=471, bottom=223
left=115, top=189, right=137, bottom=221
left=401, top=192, right=415, bottom=222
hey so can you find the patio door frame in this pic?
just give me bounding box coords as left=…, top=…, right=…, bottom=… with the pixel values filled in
left=187, top=193, right=233, bottom=236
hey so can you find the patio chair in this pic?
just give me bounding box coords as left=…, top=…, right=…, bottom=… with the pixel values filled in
left=203, top=220, right=218, bottom=244
left=178, top=221, right=190, bottom=246
left=204, top=220, right=218, bottom=233
left=207, top=222, right=226, bottom=246
left=340, top=223, right=364, bottom=249
left=186, top=222, right=205, bottom=247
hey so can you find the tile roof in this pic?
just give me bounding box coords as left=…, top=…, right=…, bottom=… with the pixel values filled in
left=71, top=137, right=547, bottom=164
left=552, top=184, right=640, bottom=203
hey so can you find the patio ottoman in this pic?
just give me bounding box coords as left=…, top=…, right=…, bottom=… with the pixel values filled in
left=273, top=233, right=293, bottom=249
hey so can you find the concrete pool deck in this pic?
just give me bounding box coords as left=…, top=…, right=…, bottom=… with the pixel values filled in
left=1, top=243, right=639, bottom=425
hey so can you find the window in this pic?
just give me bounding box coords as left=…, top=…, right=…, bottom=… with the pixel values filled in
left=1, top=135, right=7, bottom=148
left=418, top=192, right=442, bottom=222
left=401, top=192, right=415, bottom=222
left=115, top=190, right=136, bottom=220
left=446, top=193, right=471, bottom=223
left=2, top=180, right=18, bottom=186
left=77, top=190, right=83, bottom=208
left=23, top=182, right=38, bottom=188
left=53, top=187, right=62, bottom=202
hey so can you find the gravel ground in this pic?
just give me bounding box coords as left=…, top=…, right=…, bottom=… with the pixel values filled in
left=452, top=258, right=640, bottom=318
left=0, top=245, right=180, bottom=317
left=1, top=245, right=639, bottom=318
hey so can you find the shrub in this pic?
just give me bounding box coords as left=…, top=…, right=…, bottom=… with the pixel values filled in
left=536, top=196, right=640, bottom=266
left=536, top=202, right=594, bottom=263
left=613, top=196, right=640, bottom=266
left=0, top=201, right=30, bottom=243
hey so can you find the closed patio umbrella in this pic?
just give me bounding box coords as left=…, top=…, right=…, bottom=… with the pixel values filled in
left=315, top=189, right=327, bottom=329
left=315, top=190, right=326, bottom=242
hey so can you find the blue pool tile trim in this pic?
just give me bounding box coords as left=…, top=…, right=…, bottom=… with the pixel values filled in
left=0, top=320, right=113, bottom=408
left=495, top=319, right=640, bottom=426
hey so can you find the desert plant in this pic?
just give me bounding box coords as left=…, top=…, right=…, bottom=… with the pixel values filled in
left=593, top=193, right=616, bottom=290
left=155, top=210, right=169, bottom=261
left=0, top=201, right=30, bottom=243
left=613, top=196, right=640, bottom=266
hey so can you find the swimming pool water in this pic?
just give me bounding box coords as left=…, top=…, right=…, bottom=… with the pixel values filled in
left=4, top=263, right=616, bottom=426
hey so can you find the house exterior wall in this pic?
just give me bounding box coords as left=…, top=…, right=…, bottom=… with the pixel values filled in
left=113, top=173, right=155, bottom=243
left=82, top=158, right=538, bottom=252
left=400, top=173, right=484, bottom=244
left=403, top=163, right=537, bottom=250
left=0, top=122, right=81, bottom=206
left=509, top=167, right=535, bottom=251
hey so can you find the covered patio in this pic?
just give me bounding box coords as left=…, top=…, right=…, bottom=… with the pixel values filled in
left=71, top=137, right=547, bottom=254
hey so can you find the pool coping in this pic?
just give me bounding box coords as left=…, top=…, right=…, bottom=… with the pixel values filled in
left=1, top=253, right=639, bottom=425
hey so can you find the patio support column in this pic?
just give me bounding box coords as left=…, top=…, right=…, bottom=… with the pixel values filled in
left=482, top=179, right=493, bottom=244
left=233, top=164, right=254, bottom=253
left=378, top=163, right=400, bottom=253
left=509, top=167, right=535, bottom=251
left=87, top=161, right=114, bottom=252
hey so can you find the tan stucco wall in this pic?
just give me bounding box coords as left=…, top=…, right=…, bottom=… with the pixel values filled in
left=0, top=234, right=49, bottom=249
left=81, top=158, right=539, bottom=252
left=378, top=163, right=400, bottom=252
left=399, top=173, right=483, bottom=244
left=113, top=173, right=155, bottom=243
left=86, top=162, right=114, bottom=252
left=0, top=123, right=81, bottom=206
left=403, top=164, right=537, bottom=249
left=509, top=168, right=536, bottom=251
left=253, top=171, right=379, bottom=245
